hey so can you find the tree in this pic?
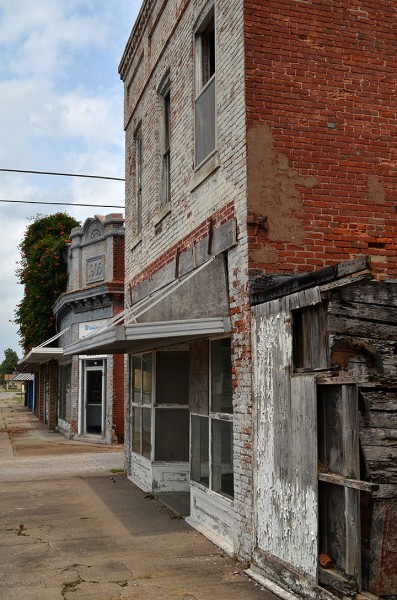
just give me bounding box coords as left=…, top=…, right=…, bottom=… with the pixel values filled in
left=15, top=213, right=80, bottom=352
left=0, top=348, right=19, bottom=385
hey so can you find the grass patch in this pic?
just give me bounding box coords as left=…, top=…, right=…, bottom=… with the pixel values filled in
left=109, top=468, right=124, bottom=474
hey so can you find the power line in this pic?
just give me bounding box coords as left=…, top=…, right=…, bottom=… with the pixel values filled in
left=0, top=168, right=124, bottom=181
left=0, top=199, right=124, bottom=208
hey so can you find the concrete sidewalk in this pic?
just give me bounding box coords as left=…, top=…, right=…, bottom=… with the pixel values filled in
left=0, top=394, right=281, bottom=600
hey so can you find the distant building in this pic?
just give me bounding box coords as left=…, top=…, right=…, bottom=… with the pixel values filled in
left=4, top=373, right=22, bottom=391
left=19, top=213, right=125, bottom=444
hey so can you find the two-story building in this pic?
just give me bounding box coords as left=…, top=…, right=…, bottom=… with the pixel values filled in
left=65, top=1, right=397, bottom=599
left=19, top=213, right=125, bottom=444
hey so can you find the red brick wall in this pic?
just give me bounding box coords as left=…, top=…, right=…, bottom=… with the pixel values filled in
left=113, top=235, right=125, bottom=281
left=126, top=202, right=235, bottom=290
left=245, top=0, right=397, bottom=279
left=112, top=354, right=125, bottom=442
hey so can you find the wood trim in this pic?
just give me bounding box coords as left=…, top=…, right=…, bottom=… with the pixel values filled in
left=318, top=472, right=379, bottom=492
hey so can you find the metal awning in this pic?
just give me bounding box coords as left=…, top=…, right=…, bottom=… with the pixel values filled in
left=63, top=256, right=231, bottom=357
left=12, top=372, right=35, bottom=381
left=18, top=328, right=70, bottom=371
left=64, top=317, right=231, bottom=356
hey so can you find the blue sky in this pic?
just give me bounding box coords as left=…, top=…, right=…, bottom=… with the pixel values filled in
left=0, top=0, right=141, bottom=361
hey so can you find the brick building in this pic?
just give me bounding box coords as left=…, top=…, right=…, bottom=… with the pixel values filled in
left=20, top=214, right=125, bottom=444
left=66, top=1, right=397, bottom=598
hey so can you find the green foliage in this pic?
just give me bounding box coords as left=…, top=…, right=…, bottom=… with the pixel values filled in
left=15, top=213, right=80, bottom=352
left=0, top=348, right=19, bottom=384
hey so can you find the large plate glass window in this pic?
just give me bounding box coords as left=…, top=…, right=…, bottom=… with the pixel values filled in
left=191, top=338, right=234, bottom=499
left=131, top=353, right=152, bottom=459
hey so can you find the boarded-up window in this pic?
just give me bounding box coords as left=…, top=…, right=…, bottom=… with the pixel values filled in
left=293, top=303, right=328, bottom=370
left=317, top=384, right=361, bottom=595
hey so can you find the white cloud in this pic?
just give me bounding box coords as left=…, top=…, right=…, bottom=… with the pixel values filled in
left=0, top=0, right=141, bottom=358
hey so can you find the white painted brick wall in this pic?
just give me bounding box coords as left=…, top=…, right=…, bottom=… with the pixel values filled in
left=122, top=0, right=254, bottom=560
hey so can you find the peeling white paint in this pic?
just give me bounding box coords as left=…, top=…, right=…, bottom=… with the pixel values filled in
left=253, top=312, right=318, bottom=578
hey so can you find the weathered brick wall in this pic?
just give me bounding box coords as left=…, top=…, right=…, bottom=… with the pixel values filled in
left=67, top=214, right=124, bottom=292
left=121, top=0, right=254, bottom=558
left=69, top=355, right=79, bottom=437
left=245, top=0, right=397, bottom=279
left=48, top=360, right=58, bottom=431
left=112, top=354, right=125, bottom=443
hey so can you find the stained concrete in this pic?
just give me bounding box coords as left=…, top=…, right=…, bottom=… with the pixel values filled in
left=0, top=393, right=280, bottom=600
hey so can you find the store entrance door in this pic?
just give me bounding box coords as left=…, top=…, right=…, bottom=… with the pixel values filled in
left=84, top=359, right=105, bottom=435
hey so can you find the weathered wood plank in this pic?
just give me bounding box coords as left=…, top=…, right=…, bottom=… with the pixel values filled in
left=328, top=299, right=397, bottom=324
left=252, top=550, right=336, bottom=600
left=359, top=413, right=397, bottom=430
left=318, top=566, right=359, bottom=595
left=359, top=427, right=397, bottom=447
left=345, top=486, right=361, bottom=578
left=328, top=314, right=397, bottom=340
left=331, top=280, right=397, bottom=307
left=335, top=255, right=371, bottom=277
left=371, top=484, right=397, bottom=499
left=360, top=390, right=397, bottom=412
left=251, top=266, right=336, bottom=304
left=318, top=472, right=378, bottom=492
left=251, top=257, right=371, bottom=305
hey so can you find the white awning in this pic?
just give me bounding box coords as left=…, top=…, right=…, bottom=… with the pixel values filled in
left=18, top=327, right=70, bottom=371
left=63, top=255, right=231, bottom=356
left=64, top=317, right=231, bottom=356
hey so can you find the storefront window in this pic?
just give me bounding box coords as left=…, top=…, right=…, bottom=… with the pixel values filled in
left=155, top=350, right=189, bottom=461
left=210, top=338, right=232, bottom=413
left=211, top=418, right=233, bottom=497
left=58, top=364, right=71, bottom=421
left=191, top=338, right=234, bottom=499
left=191, top=415, right=209, bottom=486
left=131, top=353, right=153, bottom=459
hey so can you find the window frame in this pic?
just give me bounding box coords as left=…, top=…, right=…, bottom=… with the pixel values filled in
left=58, top=363, right=71, bottom=422
left=190, top=337, right=234, bottom=500
left=134, top=125, right=143, bottom=235
left=130, top=350, right=190, bottom=463
left=158, top=75, right=171, bottom=212
left=130, top=352, right=153, bottom=459
left=194, top=5, right=217, bottom=170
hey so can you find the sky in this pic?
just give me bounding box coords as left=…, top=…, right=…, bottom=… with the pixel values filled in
left=0, top=0, right=142, bottom=361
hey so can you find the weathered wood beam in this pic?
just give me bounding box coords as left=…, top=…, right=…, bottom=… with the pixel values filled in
left=318, top=472, right=379, bottom=492
left=250, top=256, right=371, bottom=305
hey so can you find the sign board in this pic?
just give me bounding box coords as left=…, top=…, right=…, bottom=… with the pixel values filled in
left=79, top=319, right=108, bottom=339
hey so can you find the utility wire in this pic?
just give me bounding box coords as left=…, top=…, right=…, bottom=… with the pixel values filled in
left=0, top=168, right=124, bottom=181
left=0, top=199, right=124, bottom=208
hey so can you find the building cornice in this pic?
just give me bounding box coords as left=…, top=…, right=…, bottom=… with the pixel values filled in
left=53, top=281, right=124, bottom=318
left=119, top=0, right=157, bottom=81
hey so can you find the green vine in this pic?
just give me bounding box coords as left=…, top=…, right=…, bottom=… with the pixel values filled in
left=15, top=213, right=80, bottom=352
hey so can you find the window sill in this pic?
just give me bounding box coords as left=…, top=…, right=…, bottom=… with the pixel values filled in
left=130, top=232, right=142, bottom=251
left=190, top=151, right=220, bottom=192
left=153, top=203, right=171, bottom=226
left=190, top=480, right=234, bottom=506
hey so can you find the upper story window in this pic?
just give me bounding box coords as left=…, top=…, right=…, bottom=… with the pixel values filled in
left=194, top=7, right=216, bottom=169
left=134, top=126, right=143, bottom=234
left=159, top=77, right=171, bottom=210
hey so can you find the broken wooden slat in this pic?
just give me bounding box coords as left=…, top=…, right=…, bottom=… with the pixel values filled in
left=318, top=472, right=379, bottom=492
left=318, top=566, right=359, bottom=595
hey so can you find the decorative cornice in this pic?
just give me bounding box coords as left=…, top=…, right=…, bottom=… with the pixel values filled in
left=53, top=282, right=124, bottom=317
left=119, top=0, right=157, bottom=81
